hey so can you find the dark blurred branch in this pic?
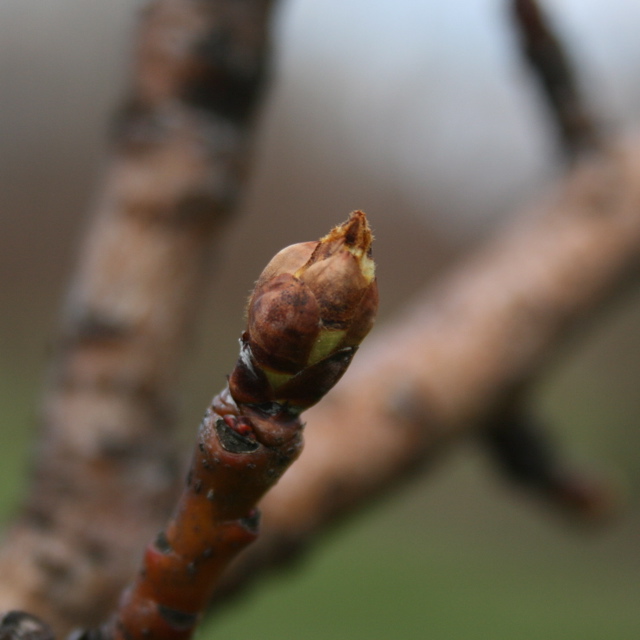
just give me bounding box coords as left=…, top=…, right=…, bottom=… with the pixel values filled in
left=0, top=0, right=276, bottom=635
left=512, top=0, right=602, bottom=159
left=481, top=407, right=615, bottom=520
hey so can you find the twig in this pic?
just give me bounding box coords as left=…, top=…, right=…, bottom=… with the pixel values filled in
left=511, top=0, right=602, bottom=159
left=94, top=212, right=377, bottom=640
left=0, top=0, right=276, bottom=634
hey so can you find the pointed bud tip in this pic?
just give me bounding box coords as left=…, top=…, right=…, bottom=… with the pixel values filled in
left=233, top=211, right=378, bottom=410
left=312, top=210, right=375, bottom=284
left=320, top=210, right=373, bottom=252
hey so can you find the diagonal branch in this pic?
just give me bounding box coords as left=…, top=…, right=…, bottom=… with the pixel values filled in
left=213, top=132, right=640, bottom=605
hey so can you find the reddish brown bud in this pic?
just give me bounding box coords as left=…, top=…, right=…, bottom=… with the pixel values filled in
left=248, top=273, right=321, bottom=373
left=229, top=211, right=378, bottom=411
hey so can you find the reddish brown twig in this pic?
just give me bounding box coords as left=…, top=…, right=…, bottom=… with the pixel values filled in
left=105, top=391, right=301, bottom=640
left=512, top=0, right=601, bottom=158
left=0, top=0, right=276, bottom=634
left=95, top=212, right=378, bottom=640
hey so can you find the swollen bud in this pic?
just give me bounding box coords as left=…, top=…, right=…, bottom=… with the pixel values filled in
left=229, top=211, right=378, bottom=413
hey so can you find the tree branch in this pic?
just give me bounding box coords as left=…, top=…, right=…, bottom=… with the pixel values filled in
left=0, top=0, right=276, bottom=634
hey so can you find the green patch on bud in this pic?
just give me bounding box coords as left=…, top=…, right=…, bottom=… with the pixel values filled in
left=308, top=328, right=347, bottom=366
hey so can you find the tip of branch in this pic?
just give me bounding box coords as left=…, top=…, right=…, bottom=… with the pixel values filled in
left=304, top=210, right=375, bottom=284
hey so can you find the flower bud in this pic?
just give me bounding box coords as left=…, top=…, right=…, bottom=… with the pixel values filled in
left=229, top=211, right=378, bottom=412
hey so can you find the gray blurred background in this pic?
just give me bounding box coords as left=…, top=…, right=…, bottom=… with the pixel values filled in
left=1, top=1, right=640, bottom=638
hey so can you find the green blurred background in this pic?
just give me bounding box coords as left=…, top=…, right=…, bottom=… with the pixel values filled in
left=1, top=1, right=639, bottom=638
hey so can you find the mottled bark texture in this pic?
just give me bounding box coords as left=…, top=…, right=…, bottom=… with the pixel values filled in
left=214, top=133, right=640, bottom=604
left=0, top=0, right=276, bottom=635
